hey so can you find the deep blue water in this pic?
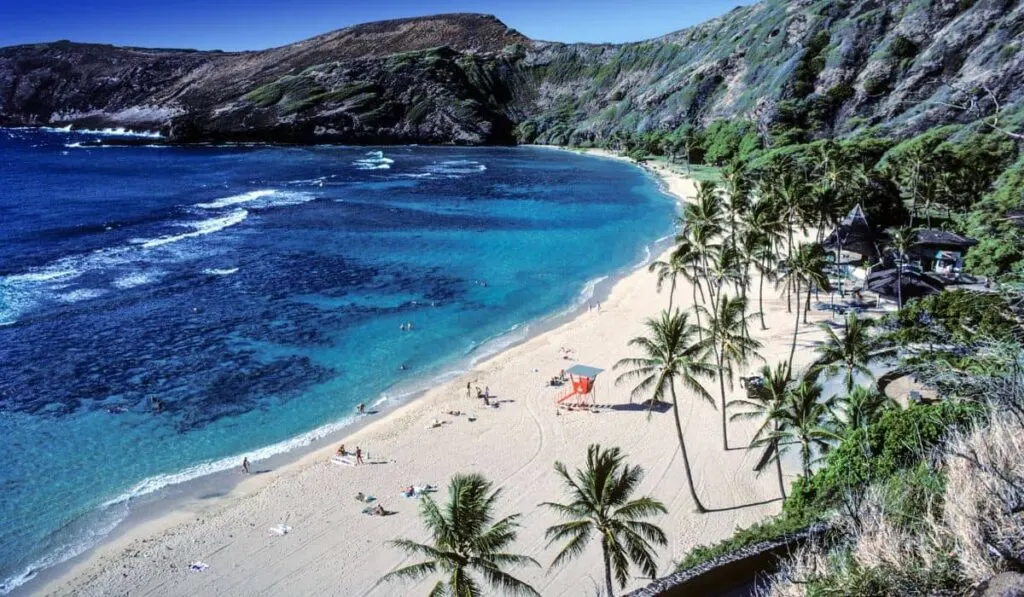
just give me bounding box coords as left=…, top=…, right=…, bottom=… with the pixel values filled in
left=0, top=129, right=675, bottom=592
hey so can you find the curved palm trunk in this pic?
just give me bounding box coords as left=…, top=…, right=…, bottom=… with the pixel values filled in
left=670, top=383, right=707, bottom=512
left=692, top=283, right=704, bottom=341
left=897, top=265, right=903, bottom=311
left=774, top=434, right=787, bottom=499
left=758, top=263, right=767, bottom=330
left=716, top=350, right=729, bottom=451
left=740, top=270, right=751, bottom=350
left=800, top=437, right=811, bottom=479
left=788, top=279, right=801, bottom=373
left=602, top=538, right=614, bottom=597
left=786, top=219, right=794, bottom=313
left=667, top=276, right=677, bottom=312
left=803, top=280, right=812, bottom=324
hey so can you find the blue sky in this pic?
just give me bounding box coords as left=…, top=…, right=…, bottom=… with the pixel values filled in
left=1, top=0, right=748, bottom=50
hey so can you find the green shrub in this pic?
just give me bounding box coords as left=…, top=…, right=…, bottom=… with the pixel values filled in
left=676, top=514, right=812, bottom=571
left=783, top=401, right=981, bottom=520
left=863, top=75, right=890, bottom=95
left=889, top=35, right=919, bottom=61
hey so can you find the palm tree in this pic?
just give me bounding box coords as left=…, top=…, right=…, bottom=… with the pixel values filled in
left=780, top=243, right=831, bottom=371
left=541, top=444, right=668, bottom=597
left=770, top=166, right=810, bottom=312
left=811, top=312, right=877, bottom=393
left=379, top=473, right=540, bottom=597
left=697, top=294, right=763, bottom=450
left=670, top=240, right=708, bottom=337
left=728, top=361, right=792, bottom=498
left=705, top=244, right=743, bottom=313
left=722, top=158, right=752, bottom=247
left=750, top=380, right=838, bottom=479
left=742, top=199, right=785, bottom=330
left=684, top=222, right=721, bottom=309
left=685, top=181, right=726, bottom=240
left=615, top=310, right=716, bottom=512
left=647, top=254, right=681, bottom=311
left=683, top=181, right=725, bottom=307
left=832, top=386, right=897, bottom=433
left=886, top=227, right=917, bottom=311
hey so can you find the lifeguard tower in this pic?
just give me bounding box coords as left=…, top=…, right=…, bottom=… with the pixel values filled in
left=556, top=365, right=603, bottom=408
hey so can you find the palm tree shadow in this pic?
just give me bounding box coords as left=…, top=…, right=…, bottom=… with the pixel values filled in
left=601, top=401, right=673, bottom=414
left=702, top=495, right=784, bottom=513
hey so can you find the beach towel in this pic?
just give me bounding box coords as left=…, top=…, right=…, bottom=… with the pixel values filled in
left=268, top=524, right=292, bottom=536
left=331, top=456, right=354, bottom=466
left=189, top=562, right=209, bottom=572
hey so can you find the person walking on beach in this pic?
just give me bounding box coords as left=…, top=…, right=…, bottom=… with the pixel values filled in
left=355, top=446, right=364, bottom=465
left=356, top=402, right=365, bottom=415
left=466, top=381, right=471, bottom=397
left=242, top=457, right=250, bottom=474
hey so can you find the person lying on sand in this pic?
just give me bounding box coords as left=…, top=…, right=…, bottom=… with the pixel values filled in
left=446, top=410, right=462, bottom=416
left=403, top=484, right=438, bottom=497
left=363, top=504, right=393, bottom=516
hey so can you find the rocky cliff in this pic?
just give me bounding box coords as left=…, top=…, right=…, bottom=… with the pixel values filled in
left=1, top=1, right=1021, bottom=144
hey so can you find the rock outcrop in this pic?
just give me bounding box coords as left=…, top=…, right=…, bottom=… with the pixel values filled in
left=1, top=1, right=1022, bottom=144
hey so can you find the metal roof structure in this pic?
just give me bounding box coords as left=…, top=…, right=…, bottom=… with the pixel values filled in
left=564, top=364, right=604, bottom=379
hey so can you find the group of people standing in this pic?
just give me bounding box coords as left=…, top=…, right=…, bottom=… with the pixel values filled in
left=466, top=382, right=492, bottom=406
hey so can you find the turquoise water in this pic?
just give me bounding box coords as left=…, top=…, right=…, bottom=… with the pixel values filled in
left=0, top=130, right=675, bottom=592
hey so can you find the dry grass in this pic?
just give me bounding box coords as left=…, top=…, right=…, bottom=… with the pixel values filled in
left=759, top=543, right=828, bottom=597
left=761, top=410, right=1024, bottom=595
left=944, top=413, right=1024, bottom=583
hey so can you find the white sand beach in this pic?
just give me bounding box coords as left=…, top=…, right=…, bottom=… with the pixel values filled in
left=42, top=151, right=832, bottom=597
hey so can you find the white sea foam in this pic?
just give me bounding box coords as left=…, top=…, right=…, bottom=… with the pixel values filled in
left=424, top=160, right=488, bottom=177
left=57, top=288, right=106, bottom=303
left=139, top=209, right=248, bottom=249
left=202, top=267, right=239, bottom=276
left=195, top=190, right=277, bottom=209
left=17, top=124, right=162, bottom=138
left=101, top=413, right=363, bottom=508
left=5, top=268, right=80, bottom=284
left=466, top=322, right=531, bottom=367
left=0, top=502, right=129, bottom=595
left=636, top=244, right=653, bottom=267
left=353, top=150, right=395, bottom=170
left=73, top=127, right=163, bottom=138
left=195, top=189, right=315, bottom=210
left=112, top=271, right=161, bottom=289
left=579, top=275, right=610, bottom=304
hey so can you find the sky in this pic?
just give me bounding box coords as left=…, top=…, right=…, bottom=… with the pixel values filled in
left=0, top=0, right=749, bottom=50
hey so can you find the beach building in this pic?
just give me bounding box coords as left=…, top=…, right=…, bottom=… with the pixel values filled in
left=907, top=229, right=978, bottom=277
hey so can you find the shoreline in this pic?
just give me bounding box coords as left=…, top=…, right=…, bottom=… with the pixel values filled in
left=35, top=147, right=833, bottom=597
left=12, top=146, right=677, bottom=596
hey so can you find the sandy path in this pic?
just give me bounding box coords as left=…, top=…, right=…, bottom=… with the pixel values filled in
left=42, top=151, right=831, bottom=597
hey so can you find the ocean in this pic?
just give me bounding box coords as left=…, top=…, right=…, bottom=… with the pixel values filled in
left=0, top=128, right=676, bottom=592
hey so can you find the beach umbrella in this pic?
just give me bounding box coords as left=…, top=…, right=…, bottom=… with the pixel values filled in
left=865, top=268, right=943, bottom=302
